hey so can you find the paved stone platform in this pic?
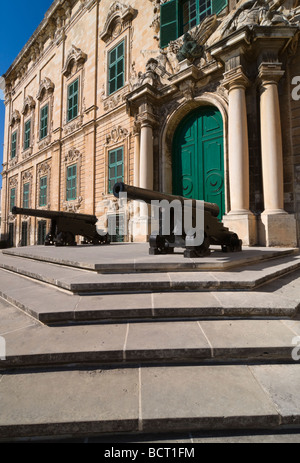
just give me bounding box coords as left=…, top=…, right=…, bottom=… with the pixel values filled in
left=3, top=243, right=298, bottom=272
left=1, top=247, right=300, bottom=297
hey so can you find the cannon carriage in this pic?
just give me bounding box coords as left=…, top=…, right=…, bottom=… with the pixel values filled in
left=113, top=182, right=242, bottom=258
left=11, top=206, right=110, bottom=247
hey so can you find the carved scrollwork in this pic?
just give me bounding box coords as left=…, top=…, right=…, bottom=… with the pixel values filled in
left=62, top=45, right=87, bottom=77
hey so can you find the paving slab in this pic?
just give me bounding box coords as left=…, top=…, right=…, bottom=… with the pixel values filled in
left=140, top=365, right=280, bottom=432
left=250, top=364, right=300, bottom=425
left=0, top=367, right=139, bottom=438
left=200, top=319, right=296, bottom=360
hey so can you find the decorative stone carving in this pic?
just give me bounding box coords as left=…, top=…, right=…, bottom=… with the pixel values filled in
left=62, top=196, right=83, bottom=212
left=63, top=114, right=84, bottom=134
left=213, top=0, right=300, bottom=42
left=100, top=1, right=136, bottom=42
left=37, top=161, right=51, bottom=176
left=176, top=33, right=204, bottom=63
left=21, top=96, right=36, bottom=115
left=36, top=77, right=55, bottom=101
left=22, top=170, right=33, bottom=182
left=103, top=88, right=128, bottom=111
left=64, top=148, right=81, bottom=163
left=62, top=45, right=87, bottom=77
left=105, top=125, right=129, bottom=145
left=10, top=110, right=21, bottom=127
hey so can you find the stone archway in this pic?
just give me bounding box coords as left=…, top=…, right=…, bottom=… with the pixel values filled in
left=160, top=93, right=229, bottom=214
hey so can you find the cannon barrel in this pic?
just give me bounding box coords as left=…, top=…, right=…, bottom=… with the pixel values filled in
left=12, top=206, right=98, bottom=225
left=113, top=182, right=220, bottom=218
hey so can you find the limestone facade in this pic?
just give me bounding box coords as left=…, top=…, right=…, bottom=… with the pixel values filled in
left=1, top=0, right=300, bottom=247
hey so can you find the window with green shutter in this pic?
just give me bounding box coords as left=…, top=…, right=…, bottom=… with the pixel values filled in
left=39, top=176, right=48, bottom=207
left=40, top=104, right=48, bottom=140
left=108, top=41, right=125, bottom=95
left=108, top=147, right=124, bottom=194
left=67, top=78, right=79, bottom=122
left=11, top=131, right=17, bottom=159
left=160, top=0, right=228, bottom=48
left=23, top=183, right=30, bottom=209
left=66, top=164, right=77, bottom=201
left=24, top=119, right=31, bottom=150
left=10, top=188, right=16, bottom=212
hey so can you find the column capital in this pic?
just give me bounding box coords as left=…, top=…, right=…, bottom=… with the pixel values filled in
left=258, top=62, right=285, bottom=86
left=137, top=112, right=157, bottom=129
left=223, top=65, right=250, bottom=91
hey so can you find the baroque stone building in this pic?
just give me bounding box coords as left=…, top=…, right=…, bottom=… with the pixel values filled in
left=1, top=0, right=300, bottom=247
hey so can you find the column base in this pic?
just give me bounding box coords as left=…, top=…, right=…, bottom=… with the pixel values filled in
left=222, top=212, right=257, bottom=246
left=258, top=212, right=298, bottom=247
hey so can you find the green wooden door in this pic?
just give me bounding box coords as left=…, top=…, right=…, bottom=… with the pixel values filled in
left=172, top=106, right=225, bottom=219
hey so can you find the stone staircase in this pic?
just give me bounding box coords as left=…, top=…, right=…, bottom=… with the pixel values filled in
left=0, top=244, right=300, bottom=442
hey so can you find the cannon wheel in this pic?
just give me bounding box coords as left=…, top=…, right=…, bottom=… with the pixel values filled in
left=184, top=234, right=211, bottom=258
left=55, top=231, right=76, bottom=246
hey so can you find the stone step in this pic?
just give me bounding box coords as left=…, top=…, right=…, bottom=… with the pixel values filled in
left=1, top=296, right=299, bottom=369
left=1, top=251, right=300, bottom=294
left=3, top=244, right=298, bottom=273
left=1, top=363, right=300, bottom=440
left=0, top=268, right=298, bottom=323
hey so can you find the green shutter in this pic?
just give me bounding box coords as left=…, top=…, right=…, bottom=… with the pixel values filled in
left=108, top=41, right=125, bottom=95
left=211, top=0, right=228, bottom=15
left=24, top=120, right=31, bottom=150
left=68, top=79, right=79, bottom=122
left=67, top=164, right=77, bottom=200
left=108, top=147, right=124, bottom=193
left=23, top=183, right=30, bottom=209
left=40, top=105, right=48, bottom=140
left=11, top=131, right=17, bottom=159
left=160, top=0, right=180, bottom=49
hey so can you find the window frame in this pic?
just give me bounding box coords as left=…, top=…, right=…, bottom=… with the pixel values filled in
left=39, top=176, right=48, bottom=207
left=40, top=104, right=49, bottom=140
left=108, top=40, right=125, bottom=96
left=160, top=0, right=228, bottom=48
left=11, top=130, right=17, bottom=159
left=24, top=119, right=31, bottom=151
left=67, top=78, right=79, bottom=123
left=23, top=182, right=30, bottom=209
left=10, top=188, right=16, bottom=212
left=66, top=164, right=77, bottom=201
left=108, top=146, right=124, bottom=194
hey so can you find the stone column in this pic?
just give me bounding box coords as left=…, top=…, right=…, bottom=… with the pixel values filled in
left=258, top=62, right=297, bottom=247
left=139, top=121, right=154, bottom=192
left=222, top=66, right=257, bottom=245
left=130, top=114, right=155, bottom=241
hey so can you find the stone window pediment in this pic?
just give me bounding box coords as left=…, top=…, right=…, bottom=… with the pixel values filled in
left=100, top=1, right=135, bottom=43
left=62, top=45, right=87, bottom=78
left=10, top=110, right=21, bottom=127
left=36, top=77, right=55, bottom=101
left=21, top=96, right=36, bottom=115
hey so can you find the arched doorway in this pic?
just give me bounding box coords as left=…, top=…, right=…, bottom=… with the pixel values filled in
left=172, top=105, right=225, bottom=219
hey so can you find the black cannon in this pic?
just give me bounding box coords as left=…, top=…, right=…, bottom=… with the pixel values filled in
left=11, top=206, right=110, bottom=246
left=113, top=182, right=242, bottom=258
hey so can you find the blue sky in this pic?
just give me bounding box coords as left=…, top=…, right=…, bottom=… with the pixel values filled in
left=0, top=0, right=54, bottom=190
